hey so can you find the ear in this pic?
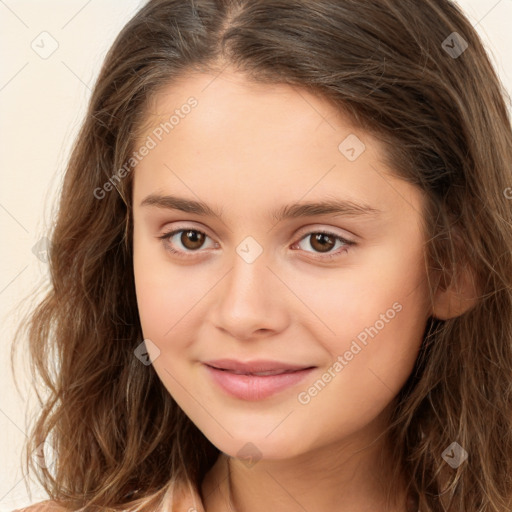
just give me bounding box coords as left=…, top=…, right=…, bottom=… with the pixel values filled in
left=431, top=263, right=479, bottom=320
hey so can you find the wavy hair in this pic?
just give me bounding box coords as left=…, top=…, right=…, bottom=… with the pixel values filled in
left=11, top=0, right=512, bottom=510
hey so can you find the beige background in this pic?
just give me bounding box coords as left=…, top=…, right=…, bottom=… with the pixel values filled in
left=1, top=0, right=511, bottom=509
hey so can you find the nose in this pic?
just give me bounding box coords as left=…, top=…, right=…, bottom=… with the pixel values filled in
left=210, top=244, right=290, bottom=341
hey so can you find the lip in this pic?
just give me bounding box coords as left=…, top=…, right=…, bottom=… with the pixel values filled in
left=203, top=361, right=316, bottom=401
left=203, top=358, right=313, bottom=373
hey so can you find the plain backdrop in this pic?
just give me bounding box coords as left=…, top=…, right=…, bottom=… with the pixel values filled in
left=0, top=0, right=511, bottom=509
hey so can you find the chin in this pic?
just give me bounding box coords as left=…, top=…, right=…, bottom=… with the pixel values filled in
left=200, top=425, right=311, bottom=463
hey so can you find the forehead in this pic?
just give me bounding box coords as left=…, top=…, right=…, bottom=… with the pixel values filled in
left=132, top=69, right=425, bottom=227
left=136, top=67, right=355, bottom=144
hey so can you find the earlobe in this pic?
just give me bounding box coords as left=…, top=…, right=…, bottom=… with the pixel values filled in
left=431, top=265, right=480, bottom=320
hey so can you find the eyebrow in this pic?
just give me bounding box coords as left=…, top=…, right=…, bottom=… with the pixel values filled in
left=139, top=193, right=381, bottom=222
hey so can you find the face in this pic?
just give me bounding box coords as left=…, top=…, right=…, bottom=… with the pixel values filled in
left=132, top=69, right=432, bottom=461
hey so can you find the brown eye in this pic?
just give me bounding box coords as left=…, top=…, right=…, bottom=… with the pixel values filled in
left=158, top=228, right=215, bottom=258
left=293, top=230, right=355, bottom=260
left=309, top=233, right=336, bottom=253
left=180, top=230, right=206, bottom=250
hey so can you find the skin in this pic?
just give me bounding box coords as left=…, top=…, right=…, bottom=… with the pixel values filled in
left=132, top=68, right=442, bottom=512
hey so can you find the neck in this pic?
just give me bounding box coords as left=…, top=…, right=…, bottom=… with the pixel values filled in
left=202, top=430, right=416, bottom=512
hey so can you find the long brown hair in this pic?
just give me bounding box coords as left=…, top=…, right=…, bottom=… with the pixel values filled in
left=11, top=0, right=512, bottom=510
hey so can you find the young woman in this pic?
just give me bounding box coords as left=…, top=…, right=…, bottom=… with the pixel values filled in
left=12, top=0, right=512, bottom=511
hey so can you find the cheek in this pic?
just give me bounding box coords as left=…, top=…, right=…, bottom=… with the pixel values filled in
left=291, top=247, right=428, bottom=350
left=134, top=237, right=164, bottom=336
left=133, top=234, right=215, bottom=353
left=321, top=248, right=429, bottom=396
left=297, top=240, right=429, bottom=392
left=292, top=267, right=428, bottom=444
left=134, top=265, right=191, bottom=346
left=133, top=232, right=182, bottom=341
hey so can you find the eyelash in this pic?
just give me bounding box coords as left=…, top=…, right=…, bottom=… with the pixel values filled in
left=157, top=227, right=356, bottom=261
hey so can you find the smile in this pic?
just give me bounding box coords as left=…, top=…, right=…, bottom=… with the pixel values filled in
left=203, top=363, right=316, bottom=401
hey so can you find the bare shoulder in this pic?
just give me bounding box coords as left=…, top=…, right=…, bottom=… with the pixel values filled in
left=13, top=500, right=69, bottom=512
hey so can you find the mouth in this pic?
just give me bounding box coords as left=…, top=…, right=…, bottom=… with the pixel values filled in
left=202, top=360, right=316, bottom=401
left=204, top=365, right=312, bottom=376
left=203, top=358, right=315, bottom=374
